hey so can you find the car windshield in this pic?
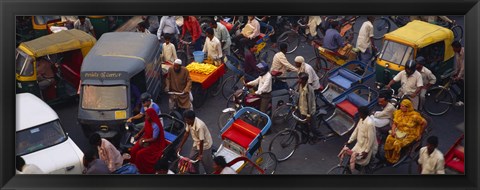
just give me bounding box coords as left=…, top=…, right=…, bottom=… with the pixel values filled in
left=16, top=120, right=67, bottom=156
left=34, top=16, right=61, bottom=25
left=81, top=85, right=128, bottom=110
left=16, top=49, right=34, bottom=77
left=379, top=40, right=414, bottom=66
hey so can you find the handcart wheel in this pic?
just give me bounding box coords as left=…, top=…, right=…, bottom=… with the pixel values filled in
left=210, top=76, right=223, bottom=97
left=250, top=152, right=278, bottom=174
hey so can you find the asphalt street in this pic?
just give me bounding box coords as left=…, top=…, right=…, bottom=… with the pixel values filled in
left=52, top=16, right=465, bottom=174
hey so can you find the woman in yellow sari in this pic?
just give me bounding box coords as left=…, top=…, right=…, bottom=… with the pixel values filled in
left=384, top=99, right=427, bottom=164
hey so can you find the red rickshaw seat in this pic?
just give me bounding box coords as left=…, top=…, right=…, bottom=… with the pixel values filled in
left=336, top=100, right=358, bottom=118
left=445, top=147, right=465, bottom=173
left=221, top=119, right=261, bottom=149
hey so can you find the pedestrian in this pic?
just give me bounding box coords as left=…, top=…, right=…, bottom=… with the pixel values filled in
left=418, top=136, right=446, bottom=174
left=154, top=158, right=175, bottom=174
left=294, top=56, right=321, bottom=92
left=181, top=16, right=203, bottom=51
left=213, top=156, right=237, bottom=174
left=372, top=93, right=396, bottom=130
left=306, top=16, right=322, bottom=40
left=82, top=150, right=111, bottom=174
left=142, top=16, right=160, bottom=34
left=136, top=21, right=151, bottom=34
left=74, top=16, right=96, bottom=38
left=177, top=110, right=214, bottom=174
left=296, top=72, right=320, bottom=137
left=243, top=41, right=260, bottom=82
left=165, top=59, right=193, bottom=111
left=356, top=16, right=377, bottom=65
left=270, top=43, right=298, bottom=90
left=209, top=20, right=232, bottom=56
left=162, top=34, right=178, bottom=63
left=157, top=16, right=180, bottom=49
left=16, top=156, right=44, bottom=174
left=129, top=108, right=167, bottom=174
left=452, top=41, right=464, bottom=106
left=203, top=28, right=223, bottom=66
left=342, top=106, right=377, bottom=174
left=415, top=56, right=436, bottom=110
left=386, top=60, right=424, bottom=110
left=89, top=133, right=123, bottom=172
left=127, top=92, right=162, bottom=133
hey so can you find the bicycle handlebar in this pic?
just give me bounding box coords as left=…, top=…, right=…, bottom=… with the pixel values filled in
left=179, top=39, right=192, bottom=45
left=168, top=91, right=185, bottom=95
left=177, top=152, right=199, bottom=163
left=292, top=108, right=308, bottom=123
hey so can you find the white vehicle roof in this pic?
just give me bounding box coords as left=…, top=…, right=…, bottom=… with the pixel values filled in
left=16, top=93, right=59, bottom=131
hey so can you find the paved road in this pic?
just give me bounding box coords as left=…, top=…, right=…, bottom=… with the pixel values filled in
left=52, top=16, right=465, bottom=174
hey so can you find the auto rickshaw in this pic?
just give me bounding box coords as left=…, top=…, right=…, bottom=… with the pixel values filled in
left=77, top=32, right=163, bottom=143
left=16, top=29, right=96, bottom=105
left=375, top=20, right=455, bottom=89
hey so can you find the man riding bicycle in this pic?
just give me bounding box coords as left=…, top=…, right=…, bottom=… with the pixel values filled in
left=165, top=59, right=193, bottom=111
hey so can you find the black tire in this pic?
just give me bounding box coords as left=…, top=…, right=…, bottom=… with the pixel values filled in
left=210, top=76, right=223, bottom=97
left=277, top=30, right=300, bottom=54
left=177, top=51, right=188, bottom=66
left=327, top=165, right=352, bottom=175
left=250, top=152, right=278, bottom=174
left=221, top=75, right=242, bottom=101
left=451, top=25, right=463, bottom=42
left=271, top=104, right=294, bottom=134
left=192, top=83, right=208, bottom=108
left=372, top=17, right=391, bottom=40
left=217, top=111, right=235, bottom=131
left=423, top=87, right=453, bottom=116
left=307, top=56, right=331, bottom=86
left=268, top=129, right=299, bottom=162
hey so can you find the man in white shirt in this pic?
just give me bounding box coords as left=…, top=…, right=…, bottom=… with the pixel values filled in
left=418, top=136, right=445, bottom=174
left=157, top=16, right=180, bottom=49
left=162, top=34, right=177, bottom=63
left=233, top=16, right=261, bottom=54
left=294, top=56, right=320, bottom=91
left=372, top=93, right=396, bottom=128
left=452, top=41, right=464, bottom=106
left=16, top=156, right=44, bottom=174
left=386, top=60, right=423, bottom=110
left=415, top=56, right=436, bottom=110
left=177, top=110, right=214, bottom=174
left=341, top=106, right=377, bottom=174
left=74, top=16, right=96, bottom=38
left=209, top=20, right=232, bottom=56
left=203, top=28, right=223, bottom=65
left=246, top=62, right=272, bottom=114
left=271, top=43, right=298, bottom=91
left=356, top=16, right=377, bottom=65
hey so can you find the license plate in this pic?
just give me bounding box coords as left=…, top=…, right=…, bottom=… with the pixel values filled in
left=115, top=110, right=127, bottom=119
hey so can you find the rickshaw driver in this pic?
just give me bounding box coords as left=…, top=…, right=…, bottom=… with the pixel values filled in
left=36, top=57, right=55, bottom=90
left=323, top=21, right=349, bottom=58
left=385, top=60, right=424, bottom=110
left=126, top=92, right=162, bottom=135
left=165, top=59, right=193, bottom=111
left=246, top=62, right=273, bottom=116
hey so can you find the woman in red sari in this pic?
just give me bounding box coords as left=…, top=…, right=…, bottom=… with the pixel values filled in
left=130, top=108, right=167, bottom=174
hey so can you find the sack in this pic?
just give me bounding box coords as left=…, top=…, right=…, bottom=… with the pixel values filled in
left=241, top=24, right=255, bottom=37
left=338, top=44, right=353, bottom=56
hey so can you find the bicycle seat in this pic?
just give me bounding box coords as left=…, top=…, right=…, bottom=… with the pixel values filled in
left=271, top=70, right=283, bottom=77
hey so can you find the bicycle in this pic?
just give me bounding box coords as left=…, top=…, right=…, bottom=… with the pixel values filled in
left=176, top=38, right=193, bottom=66
left=423, top=76, right=462, bottom=116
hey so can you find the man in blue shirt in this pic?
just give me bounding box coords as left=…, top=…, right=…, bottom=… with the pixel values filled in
left=127, top=92, right=161, bottom=132
left=323, top=21, right=345, bottom=52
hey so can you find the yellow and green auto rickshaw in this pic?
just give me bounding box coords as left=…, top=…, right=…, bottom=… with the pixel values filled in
left=375, top=20, right=455, bottom=89
left=16, top=29, right=96, bottom=105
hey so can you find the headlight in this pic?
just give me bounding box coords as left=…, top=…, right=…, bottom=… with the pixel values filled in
left=100, top=125, right=109, bottom=131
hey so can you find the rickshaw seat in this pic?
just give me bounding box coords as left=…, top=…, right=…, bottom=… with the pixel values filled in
left=221, top=119, right=261, bottom=149
left=164, top=130, right=177, bottom=144
left=329, top=69, right=361, bottom=89
left=445, top=148, right=464, bottom=173
left=336, top=93, right=369, bottom=118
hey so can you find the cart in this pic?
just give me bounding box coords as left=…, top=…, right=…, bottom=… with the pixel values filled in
left=321, top=61, right=375, bottom=105
left=444, top=134, right=464, bottom=174
left=216, top=107, right=278, bottom=174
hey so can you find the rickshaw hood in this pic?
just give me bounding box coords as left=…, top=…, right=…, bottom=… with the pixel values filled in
left=384, top=20, right=454, bottom=61
left=18, top=29, right=96, bottom=58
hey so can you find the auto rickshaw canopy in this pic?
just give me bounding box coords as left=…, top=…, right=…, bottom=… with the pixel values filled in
left=384, top=20, right=455, bottom=61
left=80, top=32, right=159, bottom=84
left=18, top=29, right=96, bottom=58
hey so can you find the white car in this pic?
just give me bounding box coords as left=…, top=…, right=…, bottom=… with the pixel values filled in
left=16, top=93, right=84, bottom=174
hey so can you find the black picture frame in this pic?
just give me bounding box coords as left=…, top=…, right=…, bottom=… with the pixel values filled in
left=1, top=0, right=479, bottom=189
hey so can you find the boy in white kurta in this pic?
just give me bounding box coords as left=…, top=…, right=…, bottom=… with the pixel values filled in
left=344, top=106, right=378, bottom=173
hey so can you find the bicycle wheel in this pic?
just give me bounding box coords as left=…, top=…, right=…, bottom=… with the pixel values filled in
left=327, top=165, right=352, bottom=175
left=250, top=152, right=278, bottom=174
left=423, top=87, right=454, bottom=116
left=217, top=111, right=234, bottom=131
left=221, top=75, right=241, bottom=101
left=372, top=17, right=391, bottom=40
left=271, top=104, right=294, bottom=134
left=268, top=129, right=299, bottom=162
left=210, top=76, right=223, bottom=97
left=307, top=56, right=331, bottom=86
left=192, top=83, right=208, bottom=109
left=452, top=25, right=463, bottom=42
left=277, top=30, right=300, bottom=54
